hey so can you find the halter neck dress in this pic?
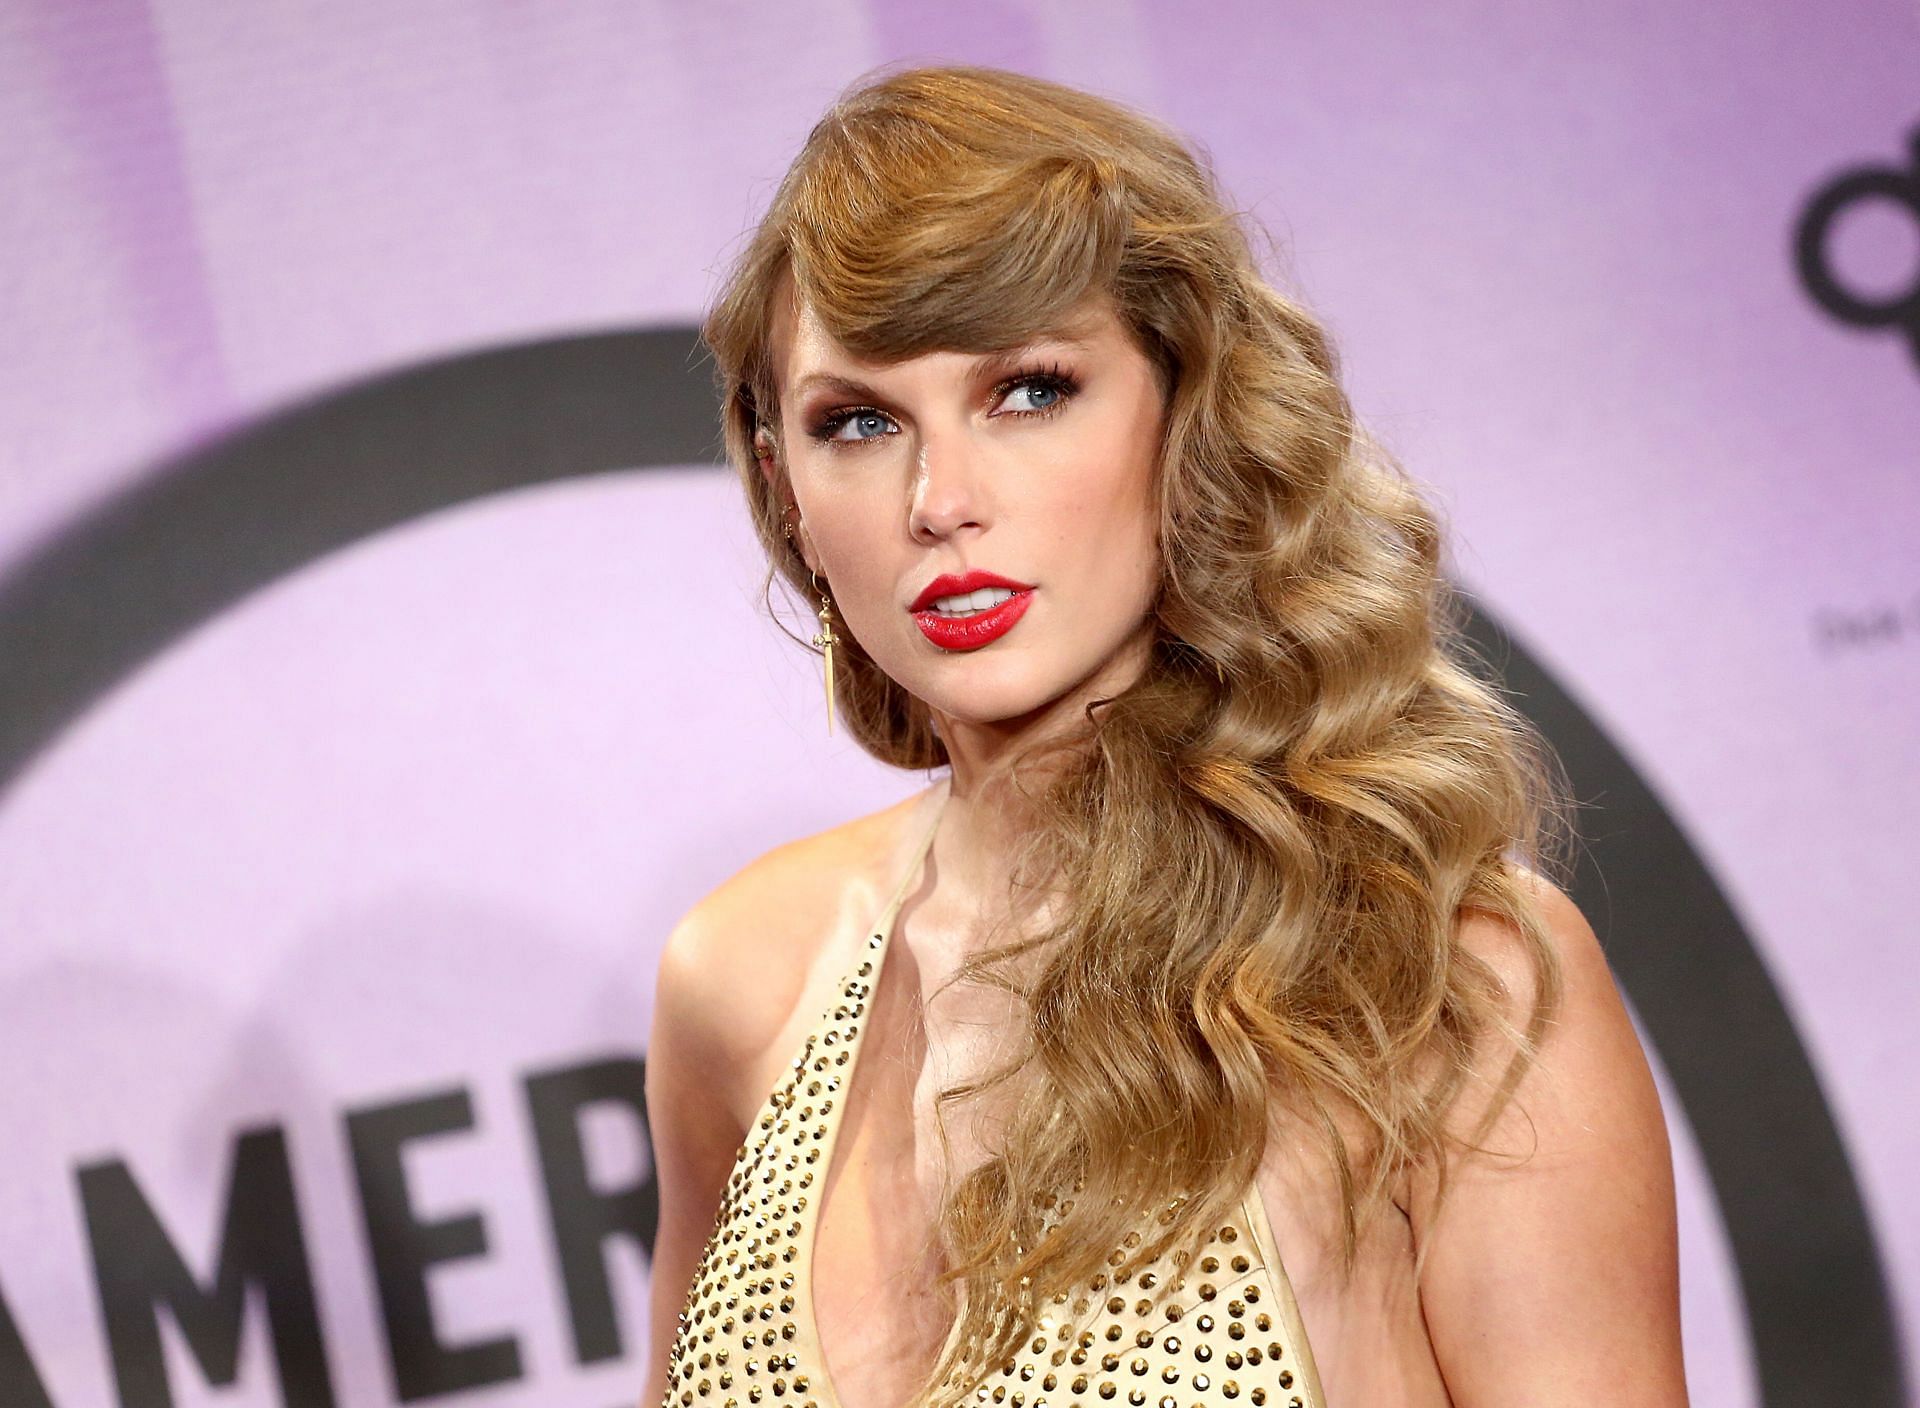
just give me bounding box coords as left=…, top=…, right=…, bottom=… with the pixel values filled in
left=660, top=782, right=1326, bottom=1408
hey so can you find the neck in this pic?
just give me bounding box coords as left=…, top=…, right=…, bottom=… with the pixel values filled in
left=923, top=625, right=1152, bottom=921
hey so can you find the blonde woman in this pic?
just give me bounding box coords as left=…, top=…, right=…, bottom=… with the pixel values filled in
left=642, top=65, right=1685, bottom=1408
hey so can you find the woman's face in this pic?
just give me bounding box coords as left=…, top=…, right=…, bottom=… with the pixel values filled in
left=762, top=282, right=1168, bottom=733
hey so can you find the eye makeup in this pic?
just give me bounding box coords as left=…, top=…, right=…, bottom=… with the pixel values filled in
left=805, top=362, right=1081, bottom=448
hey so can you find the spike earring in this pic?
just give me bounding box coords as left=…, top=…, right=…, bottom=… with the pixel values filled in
left=783, top=509, right=839, bottom=736
left=808, top=569, right=840, bottom=736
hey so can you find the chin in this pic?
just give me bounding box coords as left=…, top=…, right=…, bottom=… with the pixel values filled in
left=883, top=627, right=1133, bottom=729
left=914, top=666, right=1090, bottom=731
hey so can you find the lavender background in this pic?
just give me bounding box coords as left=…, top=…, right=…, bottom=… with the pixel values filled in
left=2, top=2, right=1916, bottom=1405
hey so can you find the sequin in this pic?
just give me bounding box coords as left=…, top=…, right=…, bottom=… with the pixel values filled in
left=657, top=803, right=1323, bottom=1408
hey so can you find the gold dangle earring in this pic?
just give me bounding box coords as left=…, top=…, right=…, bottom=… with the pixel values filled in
left=784, top=505, right=839, bottom=736
left=809, top=568, right=839, bottom=736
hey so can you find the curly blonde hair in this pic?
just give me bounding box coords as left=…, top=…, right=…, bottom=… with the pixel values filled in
left=701, top=62, right=1574, bottom=1401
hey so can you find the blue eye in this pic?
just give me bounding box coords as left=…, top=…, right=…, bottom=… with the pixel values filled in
left=993, top=364, right=1077, bottom=420
left=1001, top=379, right=1064, bottom=414
left=814, top=408, right=898, bottom=443
left=806, top=363, right=1078, bottom=448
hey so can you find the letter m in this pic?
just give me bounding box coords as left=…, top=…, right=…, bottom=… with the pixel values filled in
left=78, top=1124, right=335, bottom=1408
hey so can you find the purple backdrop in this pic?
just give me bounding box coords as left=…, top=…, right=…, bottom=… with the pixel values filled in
left=2, top=3, right=1915, bottom=1405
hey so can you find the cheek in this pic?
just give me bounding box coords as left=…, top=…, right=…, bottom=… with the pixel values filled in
left=804, top=490, right=899, bottom=604
left=792, top=467, right=873, bottom=558
left=1050, top=432, right=1160, bottom=570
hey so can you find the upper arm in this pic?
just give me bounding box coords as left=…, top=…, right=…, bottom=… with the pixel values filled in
left=1410, top=874, right=1687, bottom=1406
left=637, top=830, right=850, bottom=1407
left=638, top=905, right=759, bottom=1408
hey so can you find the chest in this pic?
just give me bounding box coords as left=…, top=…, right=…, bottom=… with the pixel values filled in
left=801, top=938, right=1021, bottom=1393
left=693, top=924, right=1440, bottom=1408
left=808, top=1103, right=1447, bottom=1408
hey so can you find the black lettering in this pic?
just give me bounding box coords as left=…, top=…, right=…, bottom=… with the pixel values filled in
left=77, top=1125, right=335, bottom=1408
left=344, top=1087, right=520, bottom=1399
left=524, top=1054, right=657, bottom=1363
left=1795, top=123, right=1920, bottom=369
left=0, top=1275, right=56, bottom=1408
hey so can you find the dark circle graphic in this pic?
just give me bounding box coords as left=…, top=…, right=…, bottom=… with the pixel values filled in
left=0, top=330, right=1906, bottom=1405
left=1794, top=123, right=1920, bottom=369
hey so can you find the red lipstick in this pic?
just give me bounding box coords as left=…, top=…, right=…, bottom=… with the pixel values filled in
left=909, top=569, right=1037, bottom=651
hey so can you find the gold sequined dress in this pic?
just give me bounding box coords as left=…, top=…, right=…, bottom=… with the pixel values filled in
left=660, top=784, right=1327, bottom=1408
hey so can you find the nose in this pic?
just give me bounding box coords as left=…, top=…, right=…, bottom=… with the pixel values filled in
left=907, top=422, right=988, bottom=544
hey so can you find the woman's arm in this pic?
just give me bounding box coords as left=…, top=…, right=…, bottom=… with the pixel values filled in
left=637, top=906, right=756, bottom=1408
left=1411, top=875, right=1688, bottom=1406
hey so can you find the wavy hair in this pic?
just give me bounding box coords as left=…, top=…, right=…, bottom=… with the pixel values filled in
left=701, top=63, right=1574, bottom=1401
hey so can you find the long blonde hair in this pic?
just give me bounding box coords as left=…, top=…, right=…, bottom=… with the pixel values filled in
left=702, top=62, right=1573, bottom=1400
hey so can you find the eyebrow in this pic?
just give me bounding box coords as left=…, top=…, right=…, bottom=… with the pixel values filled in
left=789, top=331, right=1100, bottom=404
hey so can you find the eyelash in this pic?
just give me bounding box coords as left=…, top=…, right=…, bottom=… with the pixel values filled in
left=805, top=362, right=1079, bottom=447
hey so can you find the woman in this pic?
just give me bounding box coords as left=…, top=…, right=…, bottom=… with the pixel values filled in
left=642, top=64, right=1685, bottom=1408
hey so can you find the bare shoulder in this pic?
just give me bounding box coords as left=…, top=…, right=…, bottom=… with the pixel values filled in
left=650, top=783, right=941, bottom=1125
left=1453, top=863, right=1613, bottom=1013
left=1414, top=881, right=1687, bottom=1400
left=1442, top=863, right=1665, bottom=1172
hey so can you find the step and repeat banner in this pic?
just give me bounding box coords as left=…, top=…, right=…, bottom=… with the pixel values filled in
left=2, top=4, right=1914, bottom=1406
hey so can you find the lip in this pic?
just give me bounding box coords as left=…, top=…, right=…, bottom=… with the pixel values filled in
left=911, top=589, right=1035, bottom=651
left=909, top=569, right=1037, bottom=613
left=907, top=569, right=1038, bottom=652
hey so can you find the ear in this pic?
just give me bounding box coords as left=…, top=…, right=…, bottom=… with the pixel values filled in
left=755, top=425, right=820, bottom=577
left=752, top=424, right=779, bottom=489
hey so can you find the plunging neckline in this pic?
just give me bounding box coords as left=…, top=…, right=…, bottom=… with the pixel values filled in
left=793, top=778, right=957, bottom=1408
left=698, top=773, right=1326, bottom=1408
